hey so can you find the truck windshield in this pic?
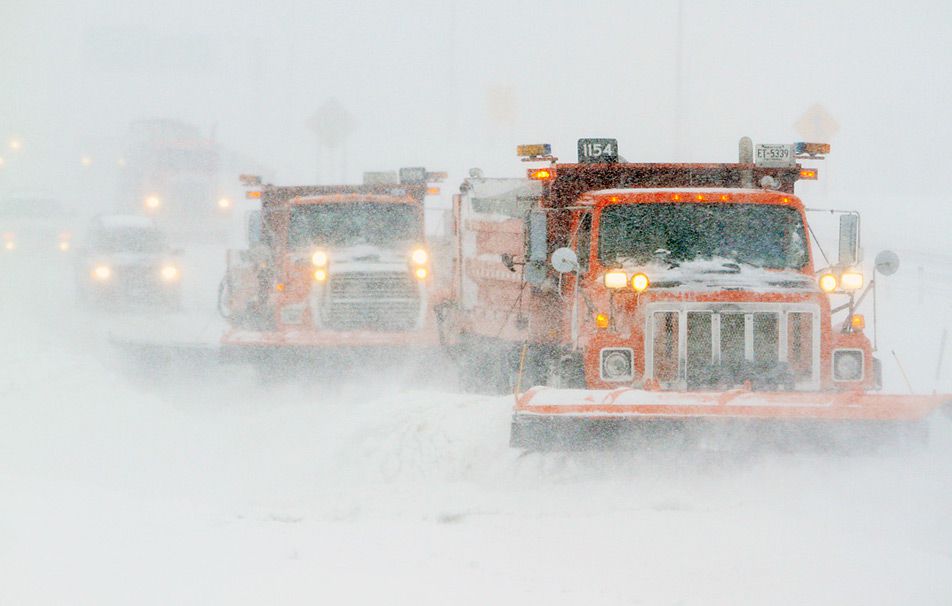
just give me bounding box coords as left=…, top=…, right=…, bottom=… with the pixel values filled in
left=93, top=228, right=167, bottom=253
left=598, top=203, right=809, bottom=269
left=289, top=202, right=421, bottom=249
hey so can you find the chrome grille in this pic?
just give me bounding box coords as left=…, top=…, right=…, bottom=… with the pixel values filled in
left=647, top=304, right=819, bottom=390
left=321, top=271, right=421, bottom=331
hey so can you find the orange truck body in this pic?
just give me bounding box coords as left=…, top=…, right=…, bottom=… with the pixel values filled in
left=220, top=179, right=443, bottom=363
left=440, top=142, right=952, bottom=447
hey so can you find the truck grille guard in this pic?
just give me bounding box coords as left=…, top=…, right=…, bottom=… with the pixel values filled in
left=645, top=302, right=821, bottom=392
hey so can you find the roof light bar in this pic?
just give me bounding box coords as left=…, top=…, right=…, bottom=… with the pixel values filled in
left=517, top=144, right=552, bottom=158
left=794, top=142, right=830, bottom=158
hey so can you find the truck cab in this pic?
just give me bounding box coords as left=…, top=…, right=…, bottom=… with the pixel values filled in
left=443, top=138, right=947, bottom=449
left=220, top=169, right=445, bottom=363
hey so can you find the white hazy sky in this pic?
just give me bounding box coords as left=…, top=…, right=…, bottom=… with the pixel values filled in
left=2, top=0, right=951, bottom=247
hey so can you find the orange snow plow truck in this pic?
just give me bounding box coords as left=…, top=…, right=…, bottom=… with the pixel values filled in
left=220, top=169, right=445, bottom=368
left=439, top=138, right=952, bottom=449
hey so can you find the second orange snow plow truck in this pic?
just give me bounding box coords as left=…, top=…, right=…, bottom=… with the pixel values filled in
left=440, top=138, right=952, bottom=448
left=219, top=169, right=445, bottom=367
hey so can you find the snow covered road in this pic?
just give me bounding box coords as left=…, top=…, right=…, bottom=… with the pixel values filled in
left=2, top=255, right=952, bottom=605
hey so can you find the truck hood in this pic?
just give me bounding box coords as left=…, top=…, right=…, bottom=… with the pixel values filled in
left=616, top=258, right=817, bottom=293
left=319, top=244, right=411, bottom=273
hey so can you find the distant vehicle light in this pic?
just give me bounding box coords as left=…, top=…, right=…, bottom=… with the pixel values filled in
left=411, top=248, right=428, bottom=265
left=246, top=191, right=262, bottom=199
left=314, top=269, right=327, bottom=282
left=414, top=267, right=428, bottom=280
left=604, top=271, right=627, bottom=289
left=311, top=250, right=328, bottom=267
left=4, top=241, right=15, bottom=251
left=58, top=241, right=70, bottom=252
left=819, top=273, right=837, bottom=293
left=631, top=273, right=650, bottom=292
left=92, top=265, right=111, bottom=281
left=840, top=271, right=863, bottom=291
left=160, top=265, right=180, bottom=282
left=144, top=195, right=161, bottom=211
left=217, top=197, right=232, bottom=210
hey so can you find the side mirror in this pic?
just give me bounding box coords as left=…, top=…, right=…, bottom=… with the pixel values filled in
left=875, top=250, right=900, bottom=276
left=551, top=247, right=579, bottom=274
left=246, top=210, right=263, bottom=247
left=527, top=209, right=547, bottom=263
left=838, top=213, right=861, bottom=266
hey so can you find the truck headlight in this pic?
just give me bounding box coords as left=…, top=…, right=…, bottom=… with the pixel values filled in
left=160, top=265, right=180, bottom=282
left=818, top=273, right=837, bottom=293
left=311, top=250, right=328, bottom=267
left=840, top=271, right=863, bottom=291
left=833, top=349, right=864, bottom=381
left=600, top=348, right=633, bottom=381
left=604, top=271, right=627, bottom=289
left=411, top=247, right=428, bottom=265
left=631, top=273, right=650, bottom=292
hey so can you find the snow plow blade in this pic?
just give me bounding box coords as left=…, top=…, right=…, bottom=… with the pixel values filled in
left=510, top=387, right=952, bottom=450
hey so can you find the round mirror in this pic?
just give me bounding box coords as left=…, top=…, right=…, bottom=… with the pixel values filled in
left=551, top=247, right=579, bottom=274
left=875, top=250, right=900, bottom=276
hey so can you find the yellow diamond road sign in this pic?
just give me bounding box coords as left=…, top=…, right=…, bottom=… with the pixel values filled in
left=795, top=104, right=839, bottom=141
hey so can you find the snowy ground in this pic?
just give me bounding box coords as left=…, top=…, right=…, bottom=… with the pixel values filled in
left=2, top=248, right=952, bottom=605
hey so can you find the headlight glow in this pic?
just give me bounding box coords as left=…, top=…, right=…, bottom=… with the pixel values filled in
left=411, top=247, right=428, bottom=265
left=311, top=250, right=328, bottom=267
left=160, top=265, right=179, bottom=282
left=92, top=265, right=111, bottom=280
left=631, top=273, right=650, bottom=292
left=604, top=271, right=628, bottom=289
left=58, top=241, right=70, bottom=252
left=840, top=271, right=864, bottom=291
left=414, top=267, right=428, bottom=280
left=144, top=195, right=161, bottom=211
left=819, top=273, right=837, bottom=293
left=314, top=269, right=327, bottom=282
left=217, top=197, right=232, bottom=210
left=4, top=241, right=14, bottom=251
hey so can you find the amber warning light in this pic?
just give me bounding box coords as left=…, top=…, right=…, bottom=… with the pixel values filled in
left=246, top=190, right=262, bottom=199
left=799, top=168, right=818, bottom=180
left=528, top=168, right=555, bottom=181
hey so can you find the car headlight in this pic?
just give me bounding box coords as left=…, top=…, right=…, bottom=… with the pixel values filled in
left=833, top=349, right=864, bottom=381
left=160, top=265, right=180, bottom=282
left=604, top=271, right=627, bottom=289
left=311, top=250, right=328, bottom=267
left=600, top=348, right=634, bottom=381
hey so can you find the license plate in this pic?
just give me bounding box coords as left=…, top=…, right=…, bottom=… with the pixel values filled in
left=754, top=143, right=795, bottom=168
